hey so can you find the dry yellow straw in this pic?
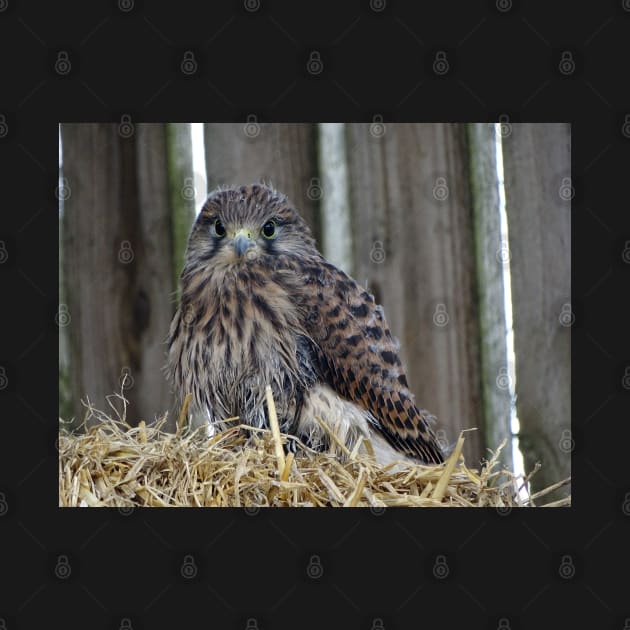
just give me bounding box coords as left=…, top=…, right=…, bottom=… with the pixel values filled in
left=177, top=393, right=192, bottom=433
left=344, top=468, right=367, bottom=507
left=265, top=385, right=286, bottom=475
left=281, top=451, right=294, bottom=482
left=59, top=400, right=571, bottom=508
left=431, top=432, right=465, bottom=501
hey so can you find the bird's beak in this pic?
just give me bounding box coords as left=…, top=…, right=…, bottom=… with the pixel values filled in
left=232, top=229, right=254, bottom=257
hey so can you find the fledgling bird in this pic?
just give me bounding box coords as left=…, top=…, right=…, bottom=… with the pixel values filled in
left=167, top=184, right=444, bottom=466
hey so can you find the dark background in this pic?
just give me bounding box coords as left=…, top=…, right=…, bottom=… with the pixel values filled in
left=1, top=1, right=629, bottom=629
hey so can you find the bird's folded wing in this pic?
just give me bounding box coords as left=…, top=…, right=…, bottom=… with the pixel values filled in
left=298, top=258, right=444, bottom=464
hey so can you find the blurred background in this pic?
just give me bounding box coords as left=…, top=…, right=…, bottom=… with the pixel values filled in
left=58, top=122, right=570, bottom=494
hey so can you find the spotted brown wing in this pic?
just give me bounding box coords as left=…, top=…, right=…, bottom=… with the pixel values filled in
left=298, top=257, right=445, bottom=464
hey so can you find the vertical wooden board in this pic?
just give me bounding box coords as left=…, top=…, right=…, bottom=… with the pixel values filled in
left=345, top=123, right=484, bottom=465
left=133, top=124, right=177, bottom=424
left=166, top=123, right=196, bottom=298
left=467, top=123, right=513, bottom=469
left=502, top=123, right=571, bottom=494
left=203, top=123, right=320, bottom=240
left=59, top=159, right=72, bottom=421
left=61, top=123, right=175, bottom=427
left=317, top=123, right=353, bottom=274
left=61, top=123, right=124, bottom=425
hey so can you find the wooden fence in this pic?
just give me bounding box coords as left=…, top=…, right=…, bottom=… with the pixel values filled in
left=59, top=122, right=570, bottom=491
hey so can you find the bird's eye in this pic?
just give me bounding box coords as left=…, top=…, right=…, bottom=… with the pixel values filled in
left=262, top=220, right=276, bottom=239
left=213, top=219, right=226, bottom=238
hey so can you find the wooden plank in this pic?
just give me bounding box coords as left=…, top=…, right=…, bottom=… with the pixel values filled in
left=317, top=123, right=353, bottom=273
left=345, top=123, right=484, bottom=466
left=203, top=123, right=319, bottom=240
left=166, top=123, right=196, bottom=301
left=467, top=123, right=513, bottom=468
left=501, top=123, right=571, bottom=495
left=61, top=123, right=175, bottom=426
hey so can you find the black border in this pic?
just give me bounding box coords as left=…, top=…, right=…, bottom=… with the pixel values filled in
left=1, top=2, right=629, bottom=628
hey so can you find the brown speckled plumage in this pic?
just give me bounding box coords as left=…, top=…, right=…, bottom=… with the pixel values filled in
left=167, top=184, right=444, bottom=465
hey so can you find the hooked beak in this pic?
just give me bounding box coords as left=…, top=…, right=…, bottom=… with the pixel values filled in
left=232, top=229, right=255, bottom=257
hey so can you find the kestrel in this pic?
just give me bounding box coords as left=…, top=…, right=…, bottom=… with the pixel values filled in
left=167, top=184, right=444, bottom=465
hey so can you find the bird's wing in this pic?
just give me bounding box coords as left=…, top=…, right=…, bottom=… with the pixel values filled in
left=297, top=257, right=444, bottom=464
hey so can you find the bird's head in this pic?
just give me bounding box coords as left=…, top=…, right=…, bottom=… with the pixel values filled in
left=184, top=184, right=316, bottom=274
